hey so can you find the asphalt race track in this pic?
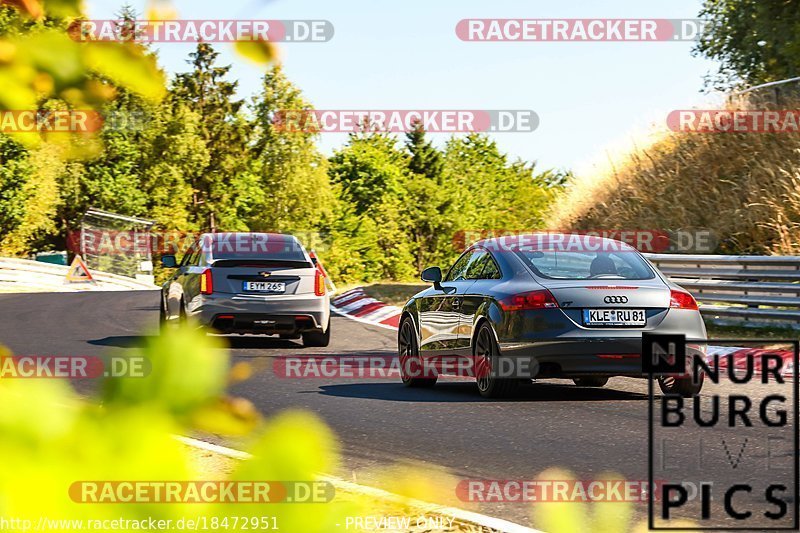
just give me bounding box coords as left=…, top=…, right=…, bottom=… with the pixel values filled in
left=0, top=291, right=794, bottom=530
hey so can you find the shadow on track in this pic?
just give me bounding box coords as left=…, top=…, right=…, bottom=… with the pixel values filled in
left=224, top=336, right=304, bottom=350
left=317, top=381, right=650, bottom=403
left=90, top=334, right=308, bottom=350
left=89, top=335, right=154, bottom=347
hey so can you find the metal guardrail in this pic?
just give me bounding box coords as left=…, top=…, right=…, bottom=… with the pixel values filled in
left=727, top=76, right=800, bottom=108
left=644, top=254, right=800, bottom=323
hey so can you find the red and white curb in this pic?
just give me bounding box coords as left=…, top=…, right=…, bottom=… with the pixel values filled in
left=706, top=345, right=795, bottom=378
left=331, top=288, right=403, bottom=330
left=332, top=288, right=795, bottom=379
left=177, top=435, right=542, bottom=533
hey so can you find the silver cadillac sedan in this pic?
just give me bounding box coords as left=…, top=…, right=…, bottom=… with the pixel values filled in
left=160, top=232, right=330, bottom=347
left=398, top=233, right=706, bottom=398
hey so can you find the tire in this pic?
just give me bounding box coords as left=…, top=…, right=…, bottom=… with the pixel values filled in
left=474, top=322, right=518, bottom=399
left=160, top=298, right=184, bottom=332
left=573, top=377, right=609, bottom=387
left=159, top=297, right=168, bottom=332
left=302, top=320, right=331, bottom=347
left=658, top=373, right=704, bottom=397
left=398, top=317, right=437, bottom=387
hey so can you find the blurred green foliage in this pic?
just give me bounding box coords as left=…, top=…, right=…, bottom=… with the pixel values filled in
left=0, top=324, right=360, bottom=531
left=532, top=468, right=644, bottom=533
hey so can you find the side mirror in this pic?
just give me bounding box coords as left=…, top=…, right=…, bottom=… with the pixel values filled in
left=161, top=255, right=178, bottom=268
left=421, top=266, right=443, bottom=289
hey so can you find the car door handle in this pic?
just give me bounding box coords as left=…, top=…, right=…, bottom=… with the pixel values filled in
left=453, top=297, right=462, bottom=309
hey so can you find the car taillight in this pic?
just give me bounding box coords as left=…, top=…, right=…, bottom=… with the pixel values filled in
left=670, top=289, right=697, bottom=310
left=314, top=270, right=326, bottom=296
left=499, top=289, right=559, bottom=311
left=200, top=269, right=213, bottom=295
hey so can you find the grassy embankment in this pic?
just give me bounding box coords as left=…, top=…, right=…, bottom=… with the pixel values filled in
left=546, top=99, right=800, bottom=255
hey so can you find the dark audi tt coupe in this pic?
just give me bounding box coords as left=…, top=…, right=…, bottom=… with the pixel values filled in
left=398, top=233, right=706, bottom=398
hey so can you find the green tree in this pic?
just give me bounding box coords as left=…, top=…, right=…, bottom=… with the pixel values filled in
left=0, top=0, right=165, bottom=254
left=329, top=132, right=415, bottom=280
left=58, top=92, right=151, bottom=224
left=170, top=43, right=249, bottom=231
left=442, top=133, right=558, bottom=252
left=0, top=144, right=64, bottom=255
left=142, top=99, right=204, bottom=230
left=403, top=123, right=453, bottom=271
left=247, top=65, right=334, bottom=236
left=695, top=0, right=800, bottom=90
left=442, top=134, right=513, bottom=230
left=322, top=195, right=386, bottom=283
left=48, top=5, right=164, bottom=241
left=0, top=136, right=35, bottom=253
left=407, top=123, right=444, bottom=179
left=0, top=140, right=29, bottom=232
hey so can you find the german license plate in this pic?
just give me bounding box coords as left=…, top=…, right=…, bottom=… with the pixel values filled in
left=583, top=308, right=646, bottom=326
left=243, top=281, right=285, bottom=293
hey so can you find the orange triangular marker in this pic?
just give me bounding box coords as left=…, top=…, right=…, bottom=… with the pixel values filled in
left=65, top=254, right=95, bottom=283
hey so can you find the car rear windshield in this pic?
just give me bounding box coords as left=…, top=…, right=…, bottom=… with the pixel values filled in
left=205, top=235, right=310, bottom=265
left=515, top=250, right=655, bottom=280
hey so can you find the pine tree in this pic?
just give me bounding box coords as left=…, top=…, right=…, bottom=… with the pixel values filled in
left=403, top=122, right=451, bottom=270
left=170, top=43, right=248, bottom=232
left=406, top=122, right=444, bottom=181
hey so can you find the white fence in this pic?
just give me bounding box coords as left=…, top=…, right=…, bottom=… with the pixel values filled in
left=0, top=257, right=158, bottom=292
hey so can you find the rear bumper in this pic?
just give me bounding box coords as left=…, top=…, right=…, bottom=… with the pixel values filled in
left=210, top=313, right=323, bottom=335
left=492, top=307, right=706, bottom=378
left=497, top=339, right=707, bottom=378
left=189, top=293, right=330, bottom=334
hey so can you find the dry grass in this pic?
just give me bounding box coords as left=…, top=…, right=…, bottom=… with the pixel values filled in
left=361, top=282, right=428, bottom=306
left=549, top=100, right=800, bottom=255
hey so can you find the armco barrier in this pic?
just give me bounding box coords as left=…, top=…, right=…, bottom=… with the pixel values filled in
left=644, top=254, right=800, bottom=324
left=331, top=287, right=796, bottom=378
left=0, top=256, right=158, bottom=292
left=333, top=255, right=800, bottom=328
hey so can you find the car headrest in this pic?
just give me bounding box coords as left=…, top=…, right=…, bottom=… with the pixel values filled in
left=589, top=255, right=618, bottom=276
